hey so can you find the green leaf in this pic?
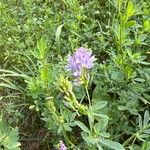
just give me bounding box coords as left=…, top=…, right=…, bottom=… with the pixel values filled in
left=94, top=118, right=108, bottom=133
left=97, top=144, right=104, bottom=150
left=90, top=101, right=108, bottom=112
left=93, top=113, right=109, bottom=119
left=64, top=123, right=72, bottom=132
left=129, top=144, right=141, bottom=150
left=3, top=127, right=21, bottom=149
left=139, top=134, right=149, bottom=140
left=143, top=110, right=149, bottom=127
left=0, top=120, right=9, bottom=140
left=124, top=21, right=136, bottom=28
left=92, top=86, right=110, bottom=105
left=81, top=132, right=98, bottom=145
left=140, top=61, right=150, bottom=65
left=39, top=64, right=53, bottom=84
left=0, top=117, right=21, bottom=149
left=138, top=114, right=143, bottom=130
left=88, top=113, right=94, bottom=131
left=36, top=38, right=48, bottom=60
left=134, top=78, right=145, bottom=82
left=142, top=141, right=150, bottom=150
left=109, top=67, right=124, bottom=81
left=126, top=1, right=135, bottom=19
left=128, top=146, right=135, bottom=150
left=99, top=139, right=125, bottom=150
left=100, top=132, right=110, bottom=138
left=75, top=121, right=90, bottom=133
left=55, top=24, right=64, bottom=54
left=57, top=126, right=63, bottom=134
left=144, top=129, right=150, bottom=134
left=0, top=83, right=20, bottom=91
left=74, top=85, right=85, bottom=99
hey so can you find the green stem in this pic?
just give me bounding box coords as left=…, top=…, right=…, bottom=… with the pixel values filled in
left=131, top=137, right=137, bottom=145
left=62, top=125, right=75, bottom=148
left=62, top=126, right=70, bottom=146
left=85, top=86, right=91, bottom=107
left=123, top=134, right=136, bottom=147
left=117, top=0, right=123, bottom=54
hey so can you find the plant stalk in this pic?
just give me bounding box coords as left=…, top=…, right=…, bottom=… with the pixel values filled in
left=123, top=134, right=136, bottom=147
left=85, top=85, right=91, bottom=107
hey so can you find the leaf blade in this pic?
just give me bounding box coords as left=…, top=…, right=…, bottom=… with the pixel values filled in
left=99, top=139, right=125, bottom=150
left=75, top=121, right=90, bottom=133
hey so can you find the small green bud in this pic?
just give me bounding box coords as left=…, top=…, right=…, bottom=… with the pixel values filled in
left=47, top=100, right=56, bottom=112
left=59, top=116, right=65, bottom=123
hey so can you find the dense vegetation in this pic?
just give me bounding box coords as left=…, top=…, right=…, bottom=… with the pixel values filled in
left=0, top=0, right=150, bottom=149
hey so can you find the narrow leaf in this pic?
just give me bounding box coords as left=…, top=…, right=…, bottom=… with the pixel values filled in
left=55, top=24, right=64, bottom=54
left=143, top=110, right=149, bottom=127
left=138, top=114, right=143, bottom=130
left=98, top=144, right=104, bottom=150
left=75, top=121, right=90, bottom=133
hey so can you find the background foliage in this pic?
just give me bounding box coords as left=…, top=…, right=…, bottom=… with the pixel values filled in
left=0, top=0, right=149, bottom=149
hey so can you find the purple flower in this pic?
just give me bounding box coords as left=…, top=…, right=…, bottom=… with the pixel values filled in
left=59, top=141, right=67, bottom=150
left=67, top=47, right=96, bottom=77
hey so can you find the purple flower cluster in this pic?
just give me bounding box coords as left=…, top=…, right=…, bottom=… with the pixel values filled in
left=67, top=47, right=96, bottom=77
left=59, top=141, right=67, bottom=150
